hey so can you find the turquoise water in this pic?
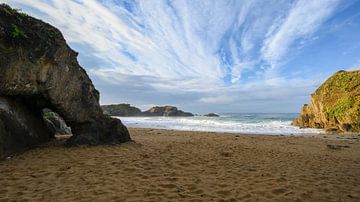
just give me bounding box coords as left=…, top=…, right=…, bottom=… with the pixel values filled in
left=116, top=113, right=324, bottom=135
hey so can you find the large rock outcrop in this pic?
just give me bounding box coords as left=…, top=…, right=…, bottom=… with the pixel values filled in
left=293, top=70, right=360, bottom=133
left=0, top=4, right=130, bottom=152
left=143, top=106, right=194, bottom=117
left=102, top=104, right=142, bottom=116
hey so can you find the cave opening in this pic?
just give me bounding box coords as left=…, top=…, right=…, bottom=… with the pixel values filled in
left=18, top=94, right=73, bottom=139
left=41, top=108, right=73, bottom=137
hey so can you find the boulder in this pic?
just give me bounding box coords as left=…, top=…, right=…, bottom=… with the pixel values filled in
left=102, top=104, right=142, bottom=116
left=0, top=96, right=52, bottom=159
left=204, top=113, right=219, bottom=117
left=292, top=70, right=360, bottom=133
left=42, top=109, right=72, bottom=135
left=143, top=106, right=194, bottom=117
left=0, top=4, right=130, bottom=147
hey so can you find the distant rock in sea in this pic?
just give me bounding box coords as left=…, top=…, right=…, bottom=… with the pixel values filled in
left=204, top=113, right=219, bottom=117
left=102, top=104, right=194, bottom=117
left=143, top=106, right=194, bottom=117
left=102, top=104, right=142, bottom=116
left=292, top=70, right=360, bottom=133
left=0, top=4, right=130, bottom=158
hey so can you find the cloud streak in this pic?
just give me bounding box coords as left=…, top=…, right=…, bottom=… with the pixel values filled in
left=262, top=0, right=340, bottom=69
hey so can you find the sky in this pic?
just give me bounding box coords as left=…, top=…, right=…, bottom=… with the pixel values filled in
left=3, top=0, right=360, bottom=113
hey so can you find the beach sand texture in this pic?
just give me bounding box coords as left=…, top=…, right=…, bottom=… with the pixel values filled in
left=0, top=128, right=359, bottom=201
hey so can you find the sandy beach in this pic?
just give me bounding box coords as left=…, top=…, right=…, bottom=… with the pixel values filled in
left=1, top=128, right=360, bottom=201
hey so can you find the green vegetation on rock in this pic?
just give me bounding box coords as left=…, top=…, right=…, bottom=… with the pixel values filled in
left=324, top=97, right=355, bottom=120
left=43, top=111, right=59, bottom=118
left=1, top=3, right=19, bottom=16
left=294, top=70, right=360, bottom=133
left=10, top=24, right=28, bottom=39
left=1, top=3, right=28, bottom=19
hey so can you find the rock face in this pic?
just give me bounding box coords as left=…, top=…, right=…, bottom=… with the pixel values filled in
left=102, top=104, right=142, bottom=116
left=293, top=70, right=360, bottom=133
left=143, top=106, right=194, bottom=117
left=0, top=4, right=130, bottom=151
left=0, top=97, right=52, bottom=158
left=204, top=113, right=219, bottom=117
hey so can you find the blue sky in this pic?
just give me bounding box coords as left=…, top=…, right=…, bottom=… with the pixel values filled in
left=3, top=0, right=360, bottom=113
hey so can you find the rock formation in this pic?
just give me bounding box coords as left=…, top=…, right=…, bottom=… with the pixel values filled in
left=102, top=103, right=194, bottom=117
left=0, top=4, right=130, bottom=158
left=293, top=70, right=360, bottom=133
left=143, top=106, right=194, bottom=117
left=102, top=104, right=142, bottom=116
left=42, top=108, right=72, bottom=135
left=204, top=113, right=219, bottom=117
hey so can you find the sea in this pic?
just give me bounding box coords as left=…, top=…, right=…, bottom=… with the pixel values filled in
left=115, top=113, right=324, bottom=135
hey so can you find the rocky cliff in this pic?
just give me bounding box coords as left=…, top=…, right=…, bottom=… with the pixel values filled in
left=0, top=4, right=130, bottom=157
left=102, top=104, right=142, bottom=116
left=293, top=70, right=360, bottom=133
left=143, top=106, right=194, bottom=117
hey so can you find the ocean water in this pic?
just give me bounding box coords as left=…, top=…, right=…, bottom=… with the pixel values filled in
left=115, top=113, right=324, bottom=135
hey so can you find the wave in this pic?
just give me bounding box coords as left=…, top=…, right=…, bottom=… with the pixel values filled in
left=115, top=114, right=324, bottom=135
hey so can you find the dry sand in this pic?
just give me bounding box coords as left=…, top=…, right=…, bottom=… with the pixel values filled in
left=0, top=128, right=360, bottom=201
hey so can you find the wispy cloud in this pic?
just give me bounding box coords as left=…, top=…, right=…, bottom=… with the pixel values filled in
left=261, top=0, right=340, bottom=69
left=2, top=0, right=354, bottom=112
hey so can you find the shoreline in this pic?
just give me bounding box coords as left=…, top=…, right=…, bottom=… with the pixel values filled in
left=115, top=115, right=328, bottom=136
left=1, top=128, right=360, bottom=201
left=124, top=126, right=360, bottom=140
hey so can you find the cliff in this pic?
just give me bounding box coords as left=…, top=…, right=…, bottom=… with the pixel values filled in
left=0, top=4, right=130, bottom=158
left=102, top=104, right=142, bottom=116
left=293, top=70, right=360, bottom=133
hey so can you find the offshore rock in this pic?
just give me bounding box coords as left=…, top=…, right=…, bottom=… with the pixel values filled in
left=102, top=104, right=142, bottom=116
left=143, top=106, right=194, bottom=117
left=204, top=113, right=219, bottom=117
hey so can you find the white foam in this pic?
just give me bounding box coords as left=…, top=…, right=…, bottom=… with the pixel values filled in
left=116, top=116, right=324, bottom=135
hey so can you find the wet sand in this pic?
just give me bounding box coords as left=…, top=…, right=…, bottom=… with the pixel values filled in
left=0, top=128, right=360, bottom=201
